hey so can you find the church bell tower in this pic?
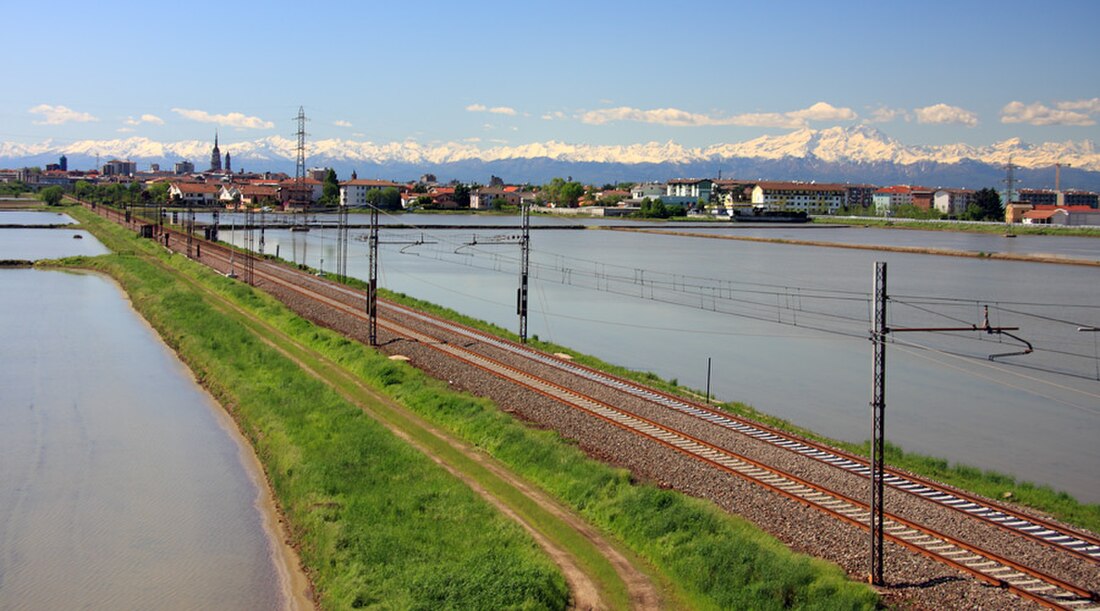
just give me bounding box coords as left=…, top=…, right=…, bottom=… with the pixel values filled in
left=209, top=131, right=222, bottom=172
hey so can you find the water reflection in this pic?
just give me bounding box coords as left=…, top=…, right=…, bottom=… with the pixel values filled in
left=0, top=210, right=76, bottom=226
left=0, top=228, right=107, bottom=260
left=0, top=269, right=282, bottom=609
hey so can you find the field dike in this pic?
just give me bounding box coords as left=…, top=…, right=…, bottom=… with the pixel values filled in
left=59, top=205, right=878, bottom=610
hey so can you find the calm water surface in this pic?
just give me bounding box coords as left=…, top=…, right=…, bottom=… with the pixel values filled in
left=227, top=216, right=1100, bottom=503
left=0, top=228, right=107, bottom=260
left=0, top=269, right=282, bottom=609
left=0, top=211, right=75, bottom=225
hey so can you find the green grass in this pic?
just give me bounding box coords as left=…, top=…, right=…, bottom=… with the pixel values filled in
left=62, top=204, right=879, bottom=609
left=57, top=210, right=569, bottom=609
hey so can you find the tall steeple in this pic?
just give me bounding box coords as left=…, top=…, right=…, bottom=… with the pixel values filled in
left=225, top=151, right=231, bottom=174
left=209, top=131, right=222, bottom=172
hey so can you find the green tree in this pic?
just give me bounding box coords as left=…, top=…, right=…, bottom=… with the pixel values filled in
left=542, top=177, right=565, bottom=204
left=39, top=185, right=64, bottom=206
left=453, top=184, right=471, bottom=207
left=0, top=180, right=27, bottom=197
left=892, top=204, right=943, bottom=220
left=321, top=169, right=340, bottom=204
left=74, top=180, right=94, bottom=202
left=637, top=197, right=674, bottom=219
left=558, top=181, right=585, bottom=207
left=148, top=182, right=170, bottom=204
left=128, top=181, right=144, bottom=203
left=490, top=196, right=509, bottom=210
left=379, top=187, right=401, bottom=209
left=963, top=188, right=1003, bottom=221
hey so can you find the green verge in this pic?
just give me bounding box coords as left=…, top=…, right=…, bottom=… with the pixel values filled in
left=63, top=204, right=879, bottom=609
left=56, top=211, right=569, bottom=609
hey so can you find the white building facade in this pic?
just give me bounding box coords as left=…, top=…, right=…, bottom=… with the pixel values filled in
left=751, top=182, right=846, bottom=213
left=339, top=179, right=400, bottom=207
left=933, top=189, right=973, bottom=216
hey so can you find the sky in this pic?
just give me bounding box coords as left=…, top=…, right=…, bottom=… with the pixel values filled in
left=3, top=0, right=1099, bottom=153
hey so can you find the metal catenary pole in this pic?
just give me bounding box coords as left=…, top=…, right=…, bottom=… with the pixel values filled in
left=518, top=202, right=530, bottom=343
left=869, top=261, right=887, bottom=586
left=367, top=203, right=379, bottom=346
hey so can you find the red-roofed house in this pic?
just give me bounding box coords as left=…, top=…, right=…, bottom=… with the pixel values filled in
left=169, top=182, right=219, bottom=206
left=1020, top=204, right=1100, bottom=226
left=1021, top=208, right=1067, bottom=224
left=279, top=177, right=323, bottom=209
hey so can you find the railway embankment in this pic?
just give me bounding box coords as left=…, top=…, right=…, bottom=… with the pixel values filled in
left=60, top=203, right=880, bottom=609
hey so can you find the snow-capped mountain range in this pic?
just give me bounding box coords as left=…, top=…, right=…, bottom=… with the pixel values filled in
left=3, top=126, right=1098, bottom=188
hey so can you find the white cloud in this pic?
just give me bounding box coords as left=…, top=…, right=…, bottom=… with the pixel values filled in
left=1056, top=98, right=1100, bottom=113
left=580, top=102, right=857, bottom=129
left=334, top=119, right=353, bottom=127
left=29, top=104, right=98, bottom=125
left=865, top=106, right=909, bottom=124
left=914, top=103, right=978, bottom=127
left=464, top=137, right=482, bottom=143
left=117, top=127, right=135, bottom=133
left=1001, top=99, right=1096, bottom=126
left=123, top=113, right=165, bottom=126
left=466, top=103, right=517, bottom=116
left=542, top=111, right=567, bottom=121
left=580, top=107, right=710, bottom=126
left=786, top=102, right=858, bottom=123
left=171, top=108, right=274, bottom=129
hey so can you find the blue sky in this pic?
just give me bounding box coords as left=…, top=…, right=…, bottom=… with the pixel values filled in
left=3, top=0, right=1098, bottom=150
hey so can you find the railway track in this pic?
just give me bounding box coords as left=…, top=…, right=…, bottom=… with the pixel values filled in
left=96, top=205, right=1100, bottom=609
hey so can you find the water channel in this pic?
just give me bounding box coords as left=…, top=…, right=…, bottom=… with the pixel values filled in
left=219, top=212, right=1100, bottom=503
left=0, top=214, right=289, bottom=608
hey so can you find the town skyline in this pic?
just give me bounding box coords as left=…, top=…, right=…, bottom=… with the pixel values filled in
left=3, top=0, right=1099, bottom=158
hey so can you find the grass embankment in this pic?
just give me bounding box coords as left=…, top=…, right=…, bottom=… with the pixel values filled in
left=59, top=210, right=569, bottom=609
left=814, top=215, right=1100, bottom=237
left=374, top=288, right=1100, bottom=536
left=64, top=204, right=879, bottom=609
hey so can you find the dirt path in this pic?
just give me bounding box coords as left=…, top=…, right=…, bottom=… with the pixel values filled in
left=162, top=260, right=663, bottom=610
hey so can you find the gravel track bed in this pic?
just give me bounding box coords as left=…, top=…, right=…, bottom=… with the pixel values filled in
left=198, top=250, right=1071, bottom=609
left=362, top=308, right=1099, bottom=592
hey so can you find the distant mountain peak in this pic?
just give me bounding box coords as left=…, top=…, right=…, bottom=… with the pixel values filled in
left=3, top=127, right=1099, bottom=175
